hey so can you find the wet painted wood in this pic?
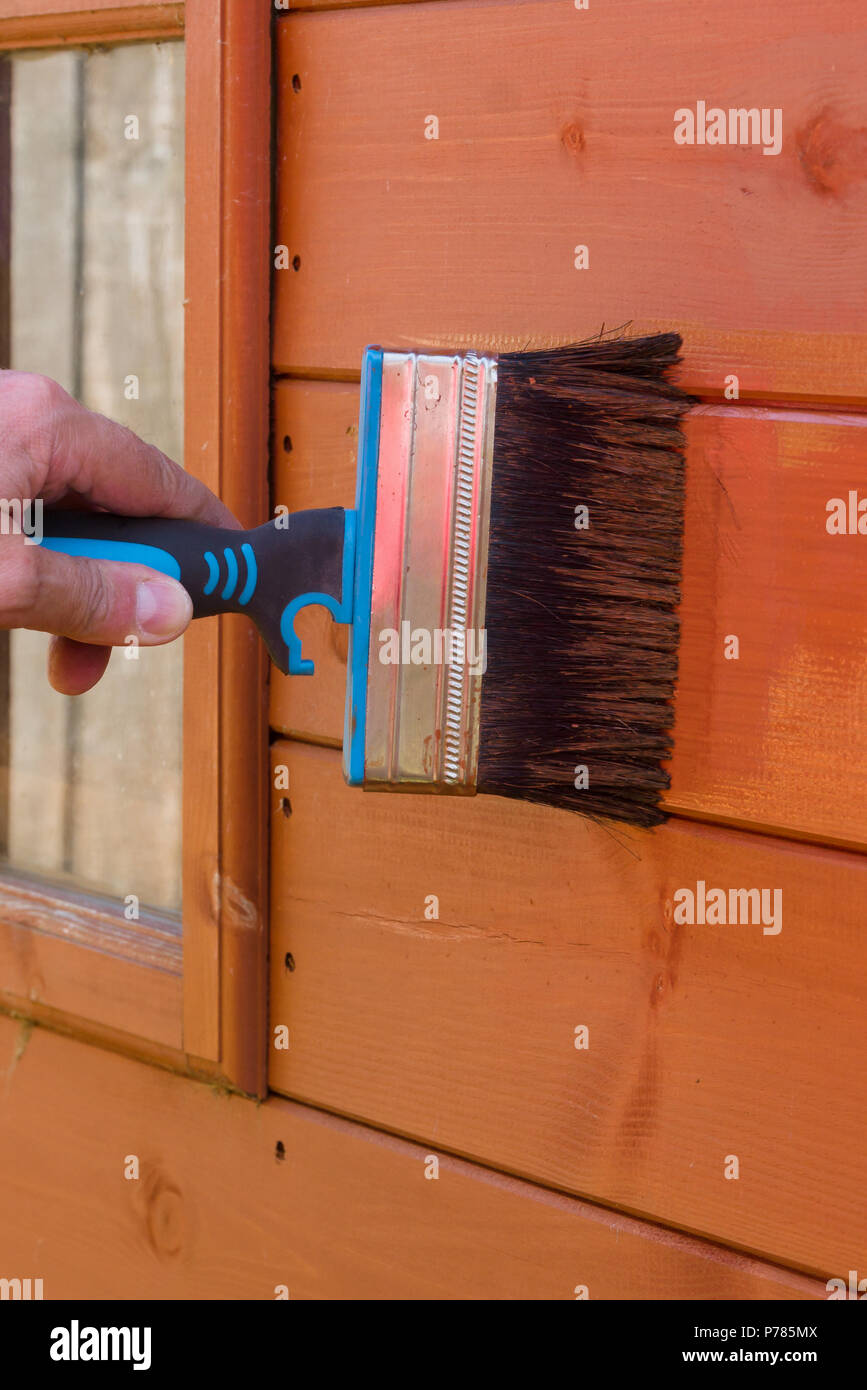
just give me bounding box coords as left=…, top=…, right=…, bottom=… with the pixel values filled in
left=270, top=382, right=867, bottom=851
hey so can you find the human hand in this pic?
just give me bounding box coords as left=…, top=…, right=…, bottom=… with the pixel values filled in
left=0, top=371, right=238, bottom=694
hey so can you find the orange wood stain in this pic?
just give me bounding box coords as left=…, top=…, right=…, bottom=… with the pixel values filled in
left=0, top=1014, right=825, bottom=1300
left=0, top=2, right=183, bottom=49
left=182, top=0, right=271, bottom=1088
left=273, top=1, right=867, bottom=405
left=270, top=383, right=867, bottom=850
left=0, top=0, right=863, bottom=1303
left=270, top=741, right=867, bottom=1277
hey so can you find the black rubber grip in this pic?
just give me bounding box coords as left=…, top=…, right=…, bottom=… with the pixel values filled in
left=40, top=507, right=351, bottom=676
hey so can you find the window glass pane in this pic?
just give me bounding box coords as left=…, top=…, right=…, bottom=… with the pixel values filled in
left=1, top=42, right=185, bottom=912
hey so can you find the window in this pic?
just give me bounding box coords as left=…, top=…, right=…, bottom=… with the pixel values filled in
left=4, top=41, right=184, bottom=911
left=0, top=0, right=270, bottom=1094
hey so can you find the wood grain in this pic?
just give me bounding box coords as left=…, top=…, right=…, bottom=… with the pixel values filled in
left=215, top=0, right=271, bottom=1095
left=182, top=0, right=223, bottom=1065
left=0, top=0, right=268, bottom=1087
left=0, top=872, right=181, bottom=1047
left=274, top=0, right=867, bottom=405
left=0, top=0, right=174, bottom=12
left=269, top=740, right=867, bottom=1277
left=182, top=0, right=271, bottom=1090
left=289, top=1, right=446, bottom=10
left=269, top=380, right=357, bottom=751
left=668, top=405, right=867, bottom=846
left=270, top=383, right=867, bottom=850
left=0, top=1014, right=824, bottom=1299
left=0, top=940, right=181, bottom=1049
left=0, top=3, right=183, bottom=48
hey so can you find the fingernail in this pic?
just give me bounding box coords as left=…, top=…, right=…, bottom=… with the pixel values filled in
left=136, top=579, right=192, bottom=638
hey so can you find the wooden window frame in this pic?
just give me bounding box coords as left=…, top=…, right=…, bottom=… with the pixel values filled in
left=0, top=0, right=270, bottom=1096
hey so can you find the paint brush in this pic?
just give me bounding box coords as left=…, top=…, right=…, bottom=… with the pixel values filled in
left=40, top=332, right=693, bottom=827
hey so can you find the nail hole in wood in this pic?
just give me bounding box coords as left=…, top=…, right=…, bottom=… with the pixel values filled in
left=292, top=74, right=302, bottom=93
left=275, top=1141, right=286, bottom=1162
left=284, top=952, right=295, bottom=972
left=292, top=255, right=301, bottom=272
left=282, top=434, right=293, bottom=454
left=279, top=797, right=292, bottom=818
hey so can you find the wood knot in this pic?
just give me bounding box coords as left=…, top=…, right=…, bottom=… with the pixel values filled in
left=140, top=1168, right=185, bottom=1259
left=796, top=107, right=867, bottom=196
left=649, top=970, right=666, bottom=1007
left=561, top=120, right=585, bottom=156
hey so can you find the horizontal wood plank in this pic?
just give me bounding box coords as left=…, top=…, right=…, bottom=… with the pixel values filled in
left=0, top=873, right=182, bottom=1049
left=269, top=739, right=867, bottom=1277
left=0, top=930, right=182, bottom=1050
left=289, top=1, right=445, bottom=9
left=274, top=0, right=867, bottom=404
left=270, top=382, right=867, bottom=850
left=0, top=0, right=173, bottom=13
left=668, top=405, right=867, bottom=845
left=0, top=4, right=183, bottom=48
left=0, top=1013, right=824, bottom=1298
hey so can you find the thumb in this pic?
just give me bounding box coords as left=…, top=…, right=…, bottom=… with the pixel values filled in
left=0, top=542, right=192, bottom=646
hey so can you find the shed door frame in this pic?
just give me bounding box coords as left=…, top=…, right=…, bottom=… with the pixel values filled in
left=0, top=0, right=271, bottom=1097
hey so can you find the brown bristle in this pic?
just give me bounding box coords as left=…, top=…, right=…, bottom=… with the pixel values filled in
left=477, top=332, right=695, bottom=828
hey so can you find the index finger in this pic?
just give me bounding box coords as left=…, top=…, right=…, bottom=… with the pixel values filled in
left=52, top=395, right=239, bottom=530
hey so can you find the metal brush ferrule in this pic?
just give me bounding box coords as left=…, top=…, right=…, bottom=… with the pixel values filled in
left=359, top=349, right=497, bottom=792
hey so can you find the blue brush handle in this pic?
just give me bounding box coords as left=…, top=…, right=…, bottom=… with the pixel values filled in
left=39, top=507, right=356, bottom=676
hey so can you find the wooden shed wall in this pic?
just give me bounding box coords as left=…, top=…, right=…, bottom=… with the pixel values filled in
left=1, top=0, right=865, bottom=1299
left=265, top=0, right=867, bottom=1293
